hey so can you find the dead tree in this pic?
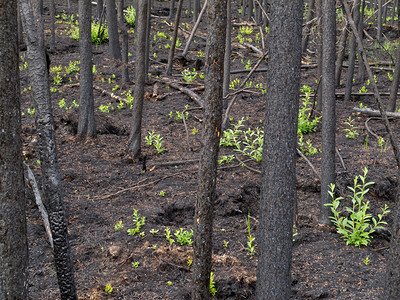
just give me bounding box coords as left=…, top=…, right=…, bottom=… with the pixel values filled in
left=19, top=0, right=78, bottom=298
left=0, top=0, right=29, bottom=298
left=192, top=0, right=227, bottom=298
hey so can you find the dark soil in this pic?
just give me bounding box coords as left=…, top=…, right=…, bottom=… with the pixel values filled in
left=21, top=1, right=399, bottom=299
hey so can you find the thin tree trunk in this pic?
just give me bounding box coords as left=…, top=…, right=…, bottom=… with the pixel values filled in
left=144, top=0, right=151, bottom=78
left=0, top=1, right=29, bottom=298
left=169, top=0, right=175, bottom=19
left=128, top=0, right=148, bottom=157
left=166, top=0, right=184, bottom=75
left=19, top=0, right=78, bottom=298
left=50, top=0, right=56, bottom=50
left=78, top=0, right=96, bottom=137
left=302, top=0, right=315, bottom=53
left=97, top=0, right=104, bottom=19
left=320, top=0, right=336, bottom=225
left=345, top=0, right=361, bottom=101
left=192, top=0, right=227, bottom=298
left=193, top=0, right=200, bottom=21
left=106, top=0, right=122, bottom=60
left=315, top=0, right=323, bottom=111
left=223, top=0, right=232, bottom=108
left=182, top=0, right=208, bottom=57
left=256, top=0, right=303, bottom=299
left=378, top=0, right=383, bottom=41
left=357, top=0, right=367, bottom=82
left=388, top=35, right=400, bottom=112
left=118, top=0, right=130, bottom=82
left=335, top=24, right=348, bottom=86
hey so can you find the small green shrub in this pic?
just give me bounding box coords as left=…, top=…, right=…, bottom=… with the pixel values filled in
left=124, top=6, right=136, bottom=26
left=69, top=21, right=109, bottom=45
left=298, top=85, right=321, bottom=135
left=325, top=167, right=390, bottom=247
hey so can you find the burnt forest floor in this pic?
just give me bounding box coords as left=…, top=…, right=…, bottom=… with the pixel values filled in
left=20, top=0, right=400, bottom=299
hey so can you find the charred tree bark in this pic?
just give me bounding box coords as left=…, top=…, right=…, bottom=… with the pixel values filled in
left=0, top=0, right=29, bottom=298
left=50, top=0, right=55, bottom=50
left=315, top=0, right=323, bottom=111
left=302, top=0, right=315, bottom=53
left=78, top=0, right=96, bottom=137
left=117, top=0, right=130, bottom=82
left=335, top=24, right=348, bottom=86
left=128, top=0, right=148, bottom=157
left=192, top=0, right=227, bottom=298
left=256, top=0, right=302, bottom=299
left=344, top=0, right=361, bottom=101
left=388, top=36, right=400, bottom=112
left=223, top=0, right=232, bottom=108
left=106, top=0, right=122, bottom=60
left=320, top=0, right=336, bottom=225
left=19, top=0, right=78, bottom=298
left=166, top=0, right=184, bottom=75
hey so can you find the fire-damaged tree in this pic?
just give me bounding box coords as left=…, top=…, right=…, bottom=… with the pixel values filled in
left=19, top=0, right=77, bottom=298
left=192, top=0, right=227, bottom=299
left=0, top=0, right=29, bottom=298
left=256, top=0, right=303, bottom=298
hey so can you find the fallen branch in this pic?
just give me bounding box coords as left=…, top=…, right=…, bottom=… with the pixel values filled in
left=352, top=107, right=400, bottom=118
left=296, top=148, right=321, bottom=180
left=167, top=82, right=204, bottom=107
left=23, top=162, right=53, bottom=249
left=93, top=174, right=180, bottom=200
left=236, top=156, right=261, bottom=174
left=365, top=117, right=381, bottom=139
left=336, top=147, right=346, bottom=171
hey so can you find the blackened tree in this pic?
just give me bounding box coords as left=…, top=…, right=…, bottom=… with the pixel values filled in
left=78, top=0, right=96, bottom=137
left=0, top=0, right=29, bottom=298
left=19, top=0, right=78, bottom=298
left=106, top=0, right=122, bottom=60
left=192, top=0, right=227, bottom=298
left=256, top=0, right=303, bottom=299
left=320, top=0, right=336, bottom=225
left=128, top=0, right=148, bottom=157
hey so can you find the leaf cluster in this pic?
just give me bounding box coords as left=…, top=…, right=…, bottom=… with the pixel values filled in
left=325, top=167, right=390, bottom=247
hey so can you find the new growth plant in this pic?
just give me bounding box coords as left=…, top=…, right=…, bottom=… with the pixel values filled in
left=124, top=6, right=136, bottom=26
left=145, top=130, right=165, bottom=154
left=343, top=116, right=359, bottom=139
left=174, top=228, right=193, bottom=246
left=127, top=209, right=146, bottom=236
left=325, top=167, right=390, bottom=247
left=298, top=85, right=321, bottom=135
left=245, top=212, right=256, bottom=257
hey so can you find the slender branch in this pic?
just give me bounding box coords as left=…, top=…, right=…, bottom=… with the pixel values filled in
left=23, top=162, right=54, bottom=249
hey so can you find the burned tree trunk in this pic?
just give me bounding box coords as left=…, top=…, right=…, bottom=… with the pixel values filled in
left=19, top=0, right=78, bottom=298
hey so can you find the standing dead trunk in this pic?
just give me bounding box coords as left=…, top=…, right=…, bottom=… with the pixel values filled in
left=19, top=0, right=78, bottom=298
left=0, top=1, right=29, bottom=298
left=344, top=0, right=361, bottom=101
left=315, top=0, right=323, bottom=111
left=128, top=0, right=148, bottom=157
left=192, top=0, right=227, bottom=298
left=166, top=0, right=184, bottom=75
left=302, top=0, right=315, bottom=53
left=50, top=0, right=56, bottom=50
left=223, top=0, right=232, bottom=108
left=320, top=0, right=336, bottom=225
left=117, top=0, right=130, bottom=83
left=78, top=0, right=96, bottom=137
left=106, top=0, right=122, bottom=60
left=335, top=24, right=348, bottom=86
left=256, top=0, right=303, bottom=298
